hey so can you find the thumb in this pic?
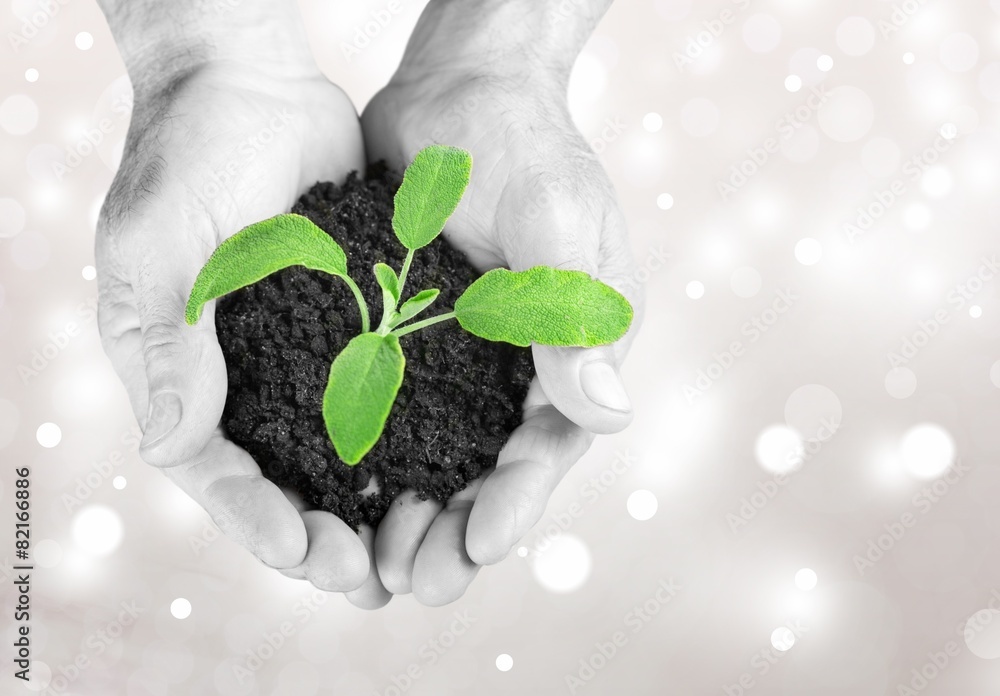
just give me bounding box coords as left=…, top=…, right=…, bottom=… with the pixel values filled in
left=496, top=174, right=638, bottom=434
left=114, top=202, right=229, bottom=467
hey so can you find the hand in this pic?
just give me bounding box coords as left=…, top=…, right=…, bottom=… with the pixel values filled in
left=96, top=5, right=377, bottom=597
left=359, top=0, right=643, bottom=606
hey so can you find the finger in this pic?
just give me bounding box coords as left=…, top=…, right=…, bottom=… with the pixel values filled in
left=293, top=511, right=370, bottom=592
left=97, top=187, right=228, bottom=469
left=345, top=526, right=392, bottom=610
left=161, top=430, right=307, bottom=568
left=412, top=479, right=484, bottom=607
left=496, top=169, right=639, bottom=434
left=374, top=490, right=442, bottom=594
left=466, top=388, right=594, bottom=565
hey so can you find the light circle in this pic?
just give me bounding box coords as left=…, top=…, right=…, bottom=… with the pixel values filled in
left=885, top=368, right=917, bottom=399
left=754, top=425, right=804, bottom=475
left=742, top=14, right=782, bottom=54
left=940, top=33, right=979, bottom=72
left=71, top=505, right=124, bottom=556
left=0, top=198, right=26, bottom=238
left=171, top=598, right=192, bottom=620
left=627, top=490, right=658, bottom=521
left=36, top=422, right=61, bottom=448
left=795, top=568, right=818, bottom=591
left=686, top=281, right=705, bottom=300
left=964, top=610, right=1000, bottom=660
left=0, top=94, right=39, bottom=135
left=771, top=627, right=796, bottom=651
left=818, top=86, right=874, bottom=143
left=531, top=534, right=592, bottom=593
left=75, top=32, right=94, bottom=50
left=730, top=266, right=762, bottom=298
left=836, top=16, right=876, bottom=56
left=496, top=654, right=514, bottom=672
left=34, top=539, right=62, bottom=568
left=642, top=112, right=663, bottom=133
left=794, top=238, right=823, bottom=265
left=899, top=423, right=956, bottom=479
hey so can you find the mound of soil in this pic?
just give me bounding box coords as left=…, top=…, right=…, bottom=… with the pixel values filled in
left=214, top=164, right=534, bottom=530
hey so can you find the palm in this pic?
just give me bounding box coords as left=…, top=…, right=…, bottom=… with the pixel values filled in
left=357, top=74, right=638, bottom=606
left=97, top=64, right=372, bottom=590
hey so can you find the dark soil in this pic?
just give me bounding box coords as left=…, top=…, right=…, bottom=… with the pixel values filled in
left=214, top=164, right=534, bottom=530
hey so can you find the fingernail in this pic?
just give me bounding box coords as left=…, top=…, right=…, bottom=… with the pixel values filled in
left=580, top=362, right=632, bottom=413
left=141, top=391, right=182, bottom=448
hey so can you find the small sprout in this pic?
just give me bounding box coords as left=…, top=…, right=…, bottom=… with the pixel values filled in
left=187, top=145, right=633, bottom=465
left=391, top=289, right=439, bottom=328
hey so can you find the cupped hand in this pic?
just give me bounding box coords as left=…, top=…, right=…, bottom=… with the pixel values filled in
left=96, top=55, right=376, bottom=595
left=361, top=38, right=644, bottom=604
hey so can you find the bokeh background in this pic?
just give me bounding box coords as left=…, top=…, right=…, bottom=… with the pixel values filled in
left=3, top=0, right=1000, bottom=694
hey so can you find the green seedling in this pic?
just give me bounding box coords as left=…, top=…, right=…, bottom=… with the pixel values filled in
left=186, top=145, right=633, bottom=465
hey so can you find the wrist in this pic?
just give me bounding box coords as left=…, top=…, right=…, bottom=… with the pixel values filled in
left=393, top=0, right=611, bottom=89
left=98, top=0, right=318, bottom=102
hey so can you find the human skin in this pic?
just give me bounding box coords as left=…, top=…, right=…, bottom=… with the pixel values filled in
left=95, top=0, right=642, bottom=608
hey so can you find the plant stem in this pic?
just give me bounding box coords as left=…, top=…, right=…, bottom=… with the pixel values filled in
left=397, top=249, right=415, bottom=297
left=391, top=311, right=456, bottom=338
left=342, top=277, right=370, bottom=333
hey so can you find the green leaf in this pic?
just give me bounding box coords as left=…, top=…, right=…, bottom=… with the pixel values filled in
left=323, top=333, right=405, bottom=465
left=186, top=214, right=348, bottom=325
left=374, top=263, right=400, bottom=303
left=391, top=289, right=440, bottom=327
left=454, top=267, right=633, bottom=347
left=392, top=145, right=472, bottom=251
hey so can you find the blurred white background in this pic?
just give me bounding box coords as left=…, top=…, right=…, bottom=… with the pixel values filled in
left=2, top=0, right=1000, bottom=694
